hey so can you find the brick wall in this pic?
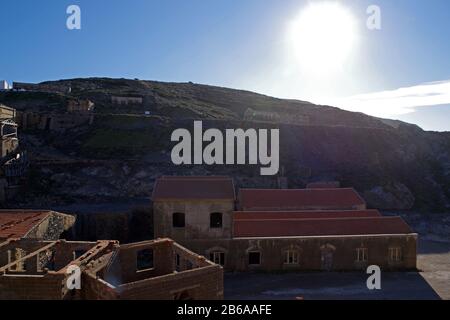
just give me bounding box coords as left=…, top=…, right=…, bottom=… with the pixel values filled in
left=0, top=273, right=65, bottom=300
left=118, top=265, right=223, bottom=300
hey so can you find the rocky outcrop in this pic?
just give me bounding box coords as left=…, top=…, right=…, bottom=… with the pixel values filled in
left=363, top=183, right=415, bottom=210
left=1, top=78, right=449, bottom=213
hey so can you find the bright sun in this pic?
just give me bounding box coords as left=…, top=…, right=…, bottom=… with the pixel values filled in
left=288, top=2, right=358, bottom=73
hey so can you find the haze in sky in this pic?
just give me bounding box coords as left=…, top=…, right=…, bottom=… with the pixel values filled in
left=0, top=0, right=449, bottom=131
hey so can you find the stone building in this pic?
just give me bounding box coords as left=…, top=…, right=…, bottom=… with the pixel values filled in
left=0, top=119, right=18, bottom=159
left=17, top=111, right=94, bottom=131
left=0, top=105, right=16, bottom=120
left=0, top=121, right=18, bottom=159
left=0, top=211, right=223, bottom=300
left=244, top=108, right=310, bottom=125
left=0, top=105, right=24, bottom=203
left=67, top=99, right=95, bottom=113
left=152, top=176, right=417, bottom=272
left=0, top=238, right=223, bottom=300
left=111, top=96, right=143, bottom=105
left=0, top=105, right=19, bottom=159
left=153, top=176, right=236, bottom=242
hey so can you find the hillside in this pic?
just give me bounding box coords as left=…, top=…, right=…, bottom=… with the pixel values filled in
left=1, top=77, right=449, bottom=212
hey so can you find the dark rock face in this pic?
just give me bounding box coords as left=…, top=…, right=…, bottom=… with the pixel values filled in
left=66, top=207, right=153, bottom=243
left=363, top=183, right=415, bottom=210
left=1, top=78, right=449, bottom=213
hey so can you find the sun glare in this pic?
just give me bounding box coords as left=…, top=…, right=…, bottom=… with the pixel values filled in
left=288, top=2, right=358, bottom=74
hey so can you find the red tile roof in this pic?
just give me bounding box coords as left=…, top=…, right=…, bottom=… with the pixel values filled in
left=233, top=216, right=413, bottom=238
left=160, top=176, right=231, bottom=180
left=0, top=210, right=51, bottom=239
left=152, top=176, right=235, bottom=201
left=238, top=188, right=366, bottom=211
left=234, top=209, right=381, bottom=220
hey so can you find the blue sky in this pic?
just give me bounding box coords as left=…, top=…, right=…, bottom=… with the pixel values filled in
left=0, top=0, right=449, bottom=131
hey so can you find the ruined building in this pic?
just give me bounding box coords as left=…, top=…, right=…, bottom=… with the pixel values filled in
left=0, top=105, right=19, bottom=159
left=0, top=119, right=18, bottom=159
left=111, top=96, right=143, bottom=105
left=0, top=211, right=223, bottom=300
left=67, top=99, right=95, bottom=113
left=152, top=176, right=417, bottom=272
left=244, top=107, right=310, bottom=125
left=0, top=105, right=16, bottom=120
left=0, top=105, right=26, bottom=203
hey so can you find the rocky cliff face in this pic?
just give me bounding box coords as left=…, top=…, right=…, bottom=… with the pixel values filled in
left=1, top=78, right=449, bottom=213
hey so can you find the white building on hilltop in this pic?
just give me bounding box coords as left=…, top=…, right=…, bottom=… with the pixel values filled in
left=0, top=81, right=12, bottom=91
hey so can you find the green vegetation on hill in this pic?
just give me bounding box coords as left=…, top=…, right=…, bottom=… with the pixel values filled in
left=0, top=77, right=448, bottom=212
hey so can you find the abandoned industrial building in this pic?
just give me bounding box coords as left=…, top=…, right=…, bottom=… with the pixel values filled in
left=0, top=210, right=223, bottom=300
left=111, top=95, right=143, bottom=105
left=152, top=176, right=417, bottom=272
left=0, top=175, right=417, bottom=300
left=0, top=105, right=28, bottom=203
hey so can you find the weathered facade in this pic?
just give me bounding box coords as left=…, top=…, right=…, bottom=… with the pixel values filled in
left=0, top=105, right=16, bottom=120
left=67, top=99, right=95, bottom=113
left=179, top=234, right=417, bottom=272
left=0, top=105, right=23, bottom=203
left=0, top=238, right=223, bottom=300
left=153, top=176, right=236, bottom=242
left=0, top=119, right=18, bottom=158
left=152, top=176, right=418, bottom=272
left=17, top=111, right=94, bottom=131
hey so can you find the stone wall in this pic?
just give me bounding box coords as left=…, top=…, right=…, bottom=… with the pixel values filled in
left=26, top=212, right=76, bottom=241
left=0, top=273, right=65, bottom=300
left=154, top=200, right=235, bottom=242
left=179, top=234, right=417, bottom=272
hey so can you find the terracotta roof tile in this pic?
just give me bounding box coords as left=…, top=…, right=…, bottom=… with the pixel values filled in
left=0, top=210, right=51, bottom=239
left=152, top=176, right=235, bottom=201
left=233, top=216, right=413, bottom=238
left=238, top=188, right=366, bottom=211
left=234, top=209, right=381, bottom=220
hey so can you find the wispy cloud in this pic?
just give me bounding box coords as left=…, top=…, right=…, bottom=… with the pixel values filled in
left=323, top=80, right=450, bottom=117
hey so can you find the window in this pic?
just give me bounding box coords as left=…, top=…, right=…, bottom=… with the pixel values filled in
left=173, top=212, right=185, bottom=228
left=284, top=250, right=299, bottom=265
left=248, top=251, right=261, bottom=266
left=389, top=247, right=402, bottom=262
left=209, top=251, right=225, bottom=266
left=356, top=248, right=368, bottom=262
left=7, top=250, right=13, bottom=271
left=210, top=212, right=223, bottom=229
left=137, top=249, right=154, bottom=271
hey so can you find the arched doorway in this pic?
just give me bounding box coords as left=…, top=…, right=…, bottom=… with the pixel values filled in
left=320, top=244, right=336, bottom=271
